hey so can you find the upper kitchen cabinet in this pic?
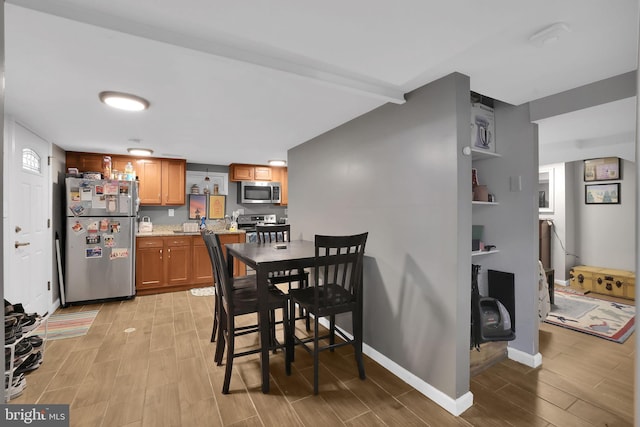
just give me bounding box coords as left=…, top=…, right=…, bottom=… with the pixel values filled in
left=229, top=163, right=272, bottom=181
left=66, top=151, right=186, bottom=206
left=137, top=158, right=186, bottom=206
left=271, top=167, right=288, bottom=206
left=65, top=151, right=105, bottom=172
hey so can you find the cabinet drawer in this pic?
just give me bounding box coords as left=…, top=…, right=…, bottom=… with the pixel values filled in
left=165, top=237, right=191, bottom=247
left=137, top=237, right=163, bottom=248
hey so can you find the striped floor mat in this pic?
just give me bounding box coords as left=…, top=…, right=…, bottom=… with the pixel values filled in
left=34, top=310, right=99, bottom=340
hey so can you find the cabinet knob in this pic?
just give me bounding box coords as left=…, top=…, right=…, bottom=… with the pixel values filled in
left=606, top=283, right=613, bottom=291
left=597, top=277, right=603, bottom=284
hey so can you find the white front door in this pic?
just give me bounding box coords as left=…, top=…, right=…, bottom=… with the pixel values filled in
left=5, top=119, right=52, bottom=315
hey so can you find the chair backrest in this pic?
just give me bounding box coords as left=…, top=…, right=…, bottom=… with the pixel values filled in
left=314, top=232, right=368, bottom=307
left=256, top=224, right=290, bottom=243
left=202, top=233, right=234, bottom=308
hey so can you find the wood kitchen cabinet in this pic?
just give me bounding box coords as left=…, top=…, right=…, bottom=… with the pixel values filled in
left=137, top=232, right=246, bottom=295
left=271, top=167, right=288, bottom=206
left=136, top=237, right=165, bottom=290
left=192, top=236, right=213, bottom=284
left=192, top=232, right=247, bottom=284
left=229, top=163, right=272, bottom=181
left=136, top=236, right=191, bottom=294
left=137, top=158, right=185, bottom=206
left=217, top=233, right=247, bottom=276
left=65, top=151, right=186, bottom=206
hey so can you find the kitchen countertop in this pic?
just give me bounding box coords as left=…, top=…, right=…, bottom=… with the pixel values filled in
left=136, top=224, right=246, bottom=237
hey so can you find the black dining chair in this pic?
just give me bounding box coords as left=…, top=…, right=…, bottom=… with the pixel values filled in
left=286, top=232, right=368, bottom=394
left=203, top=231, right=254, bottom=344
left=256, top=224, right=310, bottom=330
left=204, top=233, right=292, bottom=394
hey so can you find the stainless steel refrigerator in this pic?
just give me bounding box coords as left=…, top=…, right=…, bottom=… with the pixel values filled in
left=64, top=177, right=138, bottom=304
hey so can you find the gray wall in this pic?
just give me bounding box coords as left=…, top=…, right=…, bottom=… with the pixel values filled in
left=573, top=158, right=636, bottom=270
left=138, top=162, right=287, bottom=225
left=289, top=73, right=472, bottom=399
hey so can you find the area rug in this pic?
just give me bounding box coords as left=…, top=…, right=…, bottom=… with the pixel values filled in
left=33, top=310, right=99, bottom=340
left=190, top=287, right=215, bottom=297
left=545, top=290, right=635, bottom=343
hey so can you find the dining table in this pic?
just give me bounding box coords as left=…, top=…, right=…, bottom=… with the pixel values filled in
left=224, top=239, right=316, bottom=393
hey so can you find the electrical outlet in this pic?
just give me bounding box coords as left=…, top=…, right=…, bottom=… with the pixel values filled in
left=168, top=209, right=175, bottom=217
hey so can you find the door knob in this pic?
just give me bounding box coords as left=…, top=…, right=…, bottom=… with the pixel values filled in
left=14, top=241, right=30, bottom=248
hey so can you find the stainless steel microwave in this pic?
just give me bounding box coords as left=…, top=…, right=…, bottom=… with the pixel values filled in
left=238, top=181, right=281, bottom=204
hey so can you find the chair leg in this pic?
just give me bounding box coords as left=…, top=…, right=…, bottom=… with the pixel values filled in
left=222, top=323, right=235, bottom=394
left=284, top=304, right=292, bottom=376
left=215, top=308, right=227, bottom=365
left=269, top=309, right=277, bottom=353
left=313, top=315, right=320, bottom=395
left=210, top=296, right=218, bottom=342
left=329, top=315, right=336, bottom=351
left=289, top=297, right=296, bottom=363
left=353, top=309, right=365, bottom=380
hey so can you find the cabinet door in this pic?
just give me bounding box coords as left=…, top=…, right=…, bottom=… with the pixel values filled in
left=136, top=238, right=165, bottom=289
left=271, top=167, right=288, bottom=206
left=192, top=237, right=213, bottom=284
left=253, top=166, right=272, bottom=181
left=165, top=237, right=191, bottom=285
left=162, top=159, right=186, bottom=205
left=218, top=233, right=247, bottom=276
left=66, top=152, right=104, bottom=173
left=112, top=156, right=133, bottom=176
left=137, top=159, right=163, bottom=205
left=230, top=164, right=254, bottom=181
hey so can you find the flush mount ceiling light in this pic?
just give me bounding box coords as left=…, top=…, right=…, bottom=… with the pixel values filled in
left=99, top=91, right=150, bottom=111
left=529, top=22, right=571, bottom=46
left=268, top=160, right=287, bottom=166
left=127, top=148, right=153, bottom=156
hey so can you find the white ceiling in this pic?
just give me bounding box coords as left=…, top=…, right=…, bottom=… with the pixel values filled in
left=5, top=0, right=638, bottom=166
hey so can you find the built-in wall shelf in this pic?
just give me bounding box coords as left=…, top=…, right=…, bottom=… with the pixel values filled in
left=472, top=249, right=500, bottom=257
left=471, top=149, right=502, bottom=161
left=472, top=201, right=499, bottom=206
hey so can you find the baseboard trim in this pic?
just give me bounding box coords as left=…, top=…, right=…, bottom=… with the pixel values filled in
left=317, top=317, right=473, bottom=416
left=507, top=347, right=542, bottom=368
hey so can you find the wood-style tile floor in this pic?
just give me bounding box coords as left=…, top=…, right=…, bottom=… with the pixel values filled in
left=9, top=290, right=635, bottom=426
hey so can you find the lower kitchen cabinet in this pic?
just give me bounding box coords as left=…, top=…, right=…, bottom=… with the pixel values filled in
left=136, top=236, right=191, bottom=294
left=137, top=232, right=246, bottom=295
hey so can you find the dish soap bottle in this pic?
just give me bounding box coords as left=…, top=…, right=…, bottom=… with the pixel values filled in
left=200, top=217, right=207, bottom=231
left=124, top=162, right=134, bottom=180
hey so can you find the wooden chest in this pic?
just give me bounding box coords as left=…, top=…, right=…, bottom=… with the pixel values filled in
left=569, top=265, right=635, bottom=300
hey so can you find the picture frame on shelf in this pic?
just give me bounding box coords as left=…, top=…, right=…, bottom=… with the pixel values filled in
left=188, top=194, right=207, bottom=219
left=584, top=157, right=620, bottom=181
left=208, top=195, right=226, bottom=219
left=585, top=183, right=620, bottom=205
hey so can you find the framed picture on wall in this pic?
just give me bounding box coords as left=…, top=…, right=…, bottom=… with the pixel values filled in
left=208, top=195, right=226, bottom=219
left=585, top=183, right=620, bottom=205
left=583, top=157, right=620, bottom=181
left=188, top=194, right=207, bottom=219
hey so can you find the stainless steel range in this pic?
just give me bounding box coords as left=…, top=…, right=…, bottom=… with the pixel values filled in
left=237, top=213, right=277, bottom=243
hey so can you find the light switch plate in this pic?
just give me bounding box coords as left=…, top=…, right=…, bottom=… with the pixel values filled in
left=510, top=176, right=522, bottom=192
